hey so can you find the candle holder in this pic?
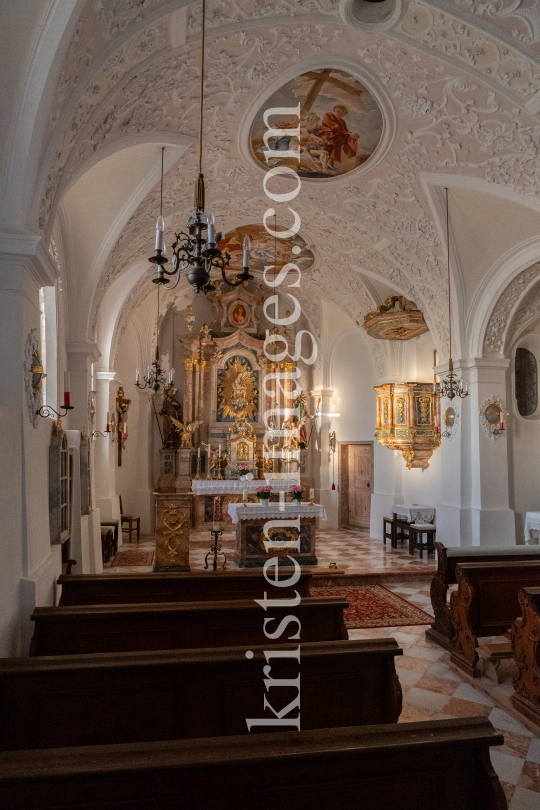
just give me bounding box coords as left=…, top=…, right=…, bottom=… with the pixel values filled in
left=35, top=404, right=74, bottom=430
left=206, top=462, right=212, bottom=480
left=204, top=529, right=227, bottom=571
left=194, top=455, right=201, bottom=480
left=91, top=431, right=109, bottom=439
left=492, top=423, right=505, bottom=436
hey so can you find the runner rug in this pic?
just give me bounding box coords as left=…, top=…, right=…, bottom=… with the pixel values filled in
left=310, top=584, right=432, bottom=629
left=111, top=551, right=154, bottom=567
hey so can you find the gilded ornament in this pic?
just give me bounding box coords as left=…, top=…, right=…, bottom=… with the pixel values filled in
left=217, top=357, right=258, bottom=421
left=374, top=382, right=440, bottom=469
left=363, top=296, right=429, bottom=341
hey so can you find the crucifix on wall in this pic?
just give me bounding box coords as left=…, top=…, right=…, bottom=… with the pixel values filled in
left=116, top=387, right=131, bottom=467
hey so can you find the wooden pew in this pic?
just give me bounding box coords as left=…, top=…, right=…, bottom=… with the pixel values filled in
left=0, top=639, right=402, bottom=750
left=30, top=597, right=348, bottom=657
left=511, top=586, right=540, bottom=725
left=58, top=569, right=312, bottom=606
left=450, top=560, right=540, bottom=677
left=0, top=718, right=507, bottom=810
left=427, top=542, right=540, bottom=650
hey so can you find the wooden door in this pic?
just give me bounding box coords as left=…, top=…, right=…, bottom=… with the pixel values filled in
left=348, top=444, right=373, bottom=529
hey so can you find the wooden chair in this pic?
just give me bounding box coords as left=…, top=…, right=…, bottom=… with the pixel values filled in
left=409, top=523, right=436, bottom=558
left=119, top=496, right=140, bottom=544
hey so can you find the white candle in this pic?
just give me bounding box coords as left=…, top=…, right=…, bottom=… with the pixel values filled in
left=123, top=422, right=127, bottom=438
left=243, top=488, right=247, bottom=502
left=155, top=215, right=164, bottom=251
left=243, top=235, right=250, bottom=266
left=309, top=488, right=315, bottom=501
left=136, top=368, right=139, bottom=383
left=170, top=367, right=175, bottom=380
left=219, top=444, right=222, bottom=458
left=207, top=213, right=215, bottom=243
left=198, top=447, right=201, bottom=458
left=212, top=521, right=219, bottom=532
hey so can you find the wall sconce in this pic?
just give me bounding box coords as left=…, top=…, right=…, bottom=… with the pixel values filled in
left=36, top=372, right=73, bottom=428
left=479, top=398, right=507, bottom=441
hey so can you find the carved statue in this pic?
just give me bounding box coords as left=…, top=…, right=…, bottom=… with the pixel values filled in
left=116, top=387, right=131, bottom=430
left=170, top=417, right=202, bottom=449
left=159, top=387, right=183, bottom=448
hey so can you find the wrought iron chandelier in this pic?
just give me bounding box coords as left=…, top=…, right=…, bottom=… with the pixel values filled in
left=135, top=286, right=175, bottom=394
left=150, top=0, right=252, bottom=294
left=435, top=188, right=468, bottom=402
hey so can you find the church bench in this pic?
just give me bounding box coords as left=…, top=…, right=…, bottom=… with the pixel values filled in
left=58, top=569, right=312, bottom=606
left=450, top=560, right=540, bottom=677
left=0, top=718, right=506, bottom=810
left=427, top=542, right=540, bottom=650
left=29, top=596, right=348, bottom=657
left=0, top=639, right=402, bottom=750
left=511, top=586, right=540, bottom=725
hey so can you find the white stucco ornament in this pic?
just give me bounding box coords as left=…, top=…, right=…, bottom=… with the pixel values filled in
left=479, top=396, right=507, bottom=441
left=24, top=329, right=44, bottom=429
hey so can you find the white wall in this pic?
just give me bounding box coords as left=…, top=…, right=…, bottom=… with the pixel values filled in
left=508, top=333, right=540, bottom=543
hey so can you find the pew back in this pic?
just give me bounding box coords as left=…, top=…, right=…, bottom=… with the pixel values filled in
left=0, top=639, right=402, bottom=750
left=428, top=544, right=540, bottom=651
left=0, top=718, right=506, bottom=810
left=30, top=597, right=348, bottom=657
left=58, top=570, right=312, bottom=606
left=450, top=560, right=540, bottom=676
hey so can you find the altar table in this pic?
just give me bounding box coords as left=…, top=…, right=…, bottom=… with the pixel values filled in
left=227, top=502, right=326, bottom=568
left=524, top=512, right=540, bottom=545
left=192, top=479, right=297, bottom=530
left=392, top=503, right=436, bottom=524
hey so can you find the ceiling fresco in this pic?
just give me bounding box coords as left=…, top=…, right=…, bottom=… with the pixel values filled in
left=249, top=68, right=384, bottom=178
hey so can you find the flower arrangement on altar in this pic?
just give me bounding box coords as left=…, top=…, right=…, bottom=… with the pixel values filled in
left=236, top=463, right=250, bottom=480
left=256, top=485, right=272, bottom=500
left=290, top=484, right=305, bottom=502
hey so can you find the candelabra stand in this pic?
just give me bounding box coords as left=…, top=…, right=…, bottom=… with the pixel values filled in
left=206, top=463, right=212, bottom=480
left=216, top=455, right=228, bottom=480
left=194, top=456, right=201, bottom=480
left=35, top=404, right=74, bottom=430
left=204, top=529, right=227, bottom=571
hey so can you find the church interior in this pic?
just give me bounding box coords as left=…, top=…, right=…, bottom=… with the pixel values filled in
left=3, top=0, right=540, bottom=806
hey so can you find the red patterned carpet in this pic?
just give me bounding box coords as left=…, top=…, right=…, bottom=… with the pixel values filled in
left=111, top=551, right=154, bottom=567
left=311, top=584, right=432, bottom=629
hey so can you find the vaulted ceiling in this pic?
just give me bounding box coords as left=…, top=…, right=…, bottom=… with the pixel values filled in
left=4, top=0, right=540, bottom=375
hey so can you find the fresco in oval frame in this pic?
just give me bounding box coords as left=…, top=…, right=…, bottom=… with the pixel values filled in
left=249, top=67, right=384, bottom=179
left=218, top=224, right=314, bottom=278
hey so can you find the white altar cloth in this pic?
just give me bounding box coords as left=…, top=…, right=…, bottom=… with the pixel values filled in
left=192, top=479, right=294, bottom=495
left=228, top=502, right=327, bottom=524
left=392, top=503, right=436, bottom=524
left=524, top=512, right=540, bottom=545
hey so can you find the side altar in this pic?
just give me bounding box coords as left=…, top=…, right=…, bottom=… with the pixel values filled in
left=228, top=501, right=325, bottom=568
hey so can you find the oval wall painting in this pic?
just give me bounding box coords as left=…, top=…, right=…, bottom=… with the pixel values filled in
left=218, top=224, right=314, bottom=276
left=250, top=68, right=384, bottom=179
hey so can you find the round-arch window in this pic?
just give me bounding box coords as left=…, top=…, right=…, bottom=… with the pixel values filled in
left=515, top=348, right=538, bottom=417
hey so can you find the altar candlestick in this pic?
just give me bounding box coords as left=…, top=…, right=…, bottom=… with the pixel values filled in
left=63, top=371, right=71, bottom=408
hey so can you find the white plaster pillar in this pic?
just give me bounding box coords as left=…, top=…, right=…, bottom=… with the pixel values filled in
left=0, top=234, right=61, bottom=655
left=94, top=371, right=120, bottom=520
left=66, top=343, right=100, bottom=432
left=467, top=357, right=515, bottom=546
left=435, top=357, right=514, bottom=546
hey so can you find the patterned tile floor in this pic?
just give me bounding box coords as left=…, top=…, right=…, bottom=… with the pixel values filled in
left=107, top=527, right=436, bottom=577
left=105, top=531, right=540, bottom=809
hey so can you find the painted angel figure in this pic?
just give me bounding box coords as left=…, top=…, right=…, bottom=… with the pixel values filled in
left=170, top=417, right=202, bottom=449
